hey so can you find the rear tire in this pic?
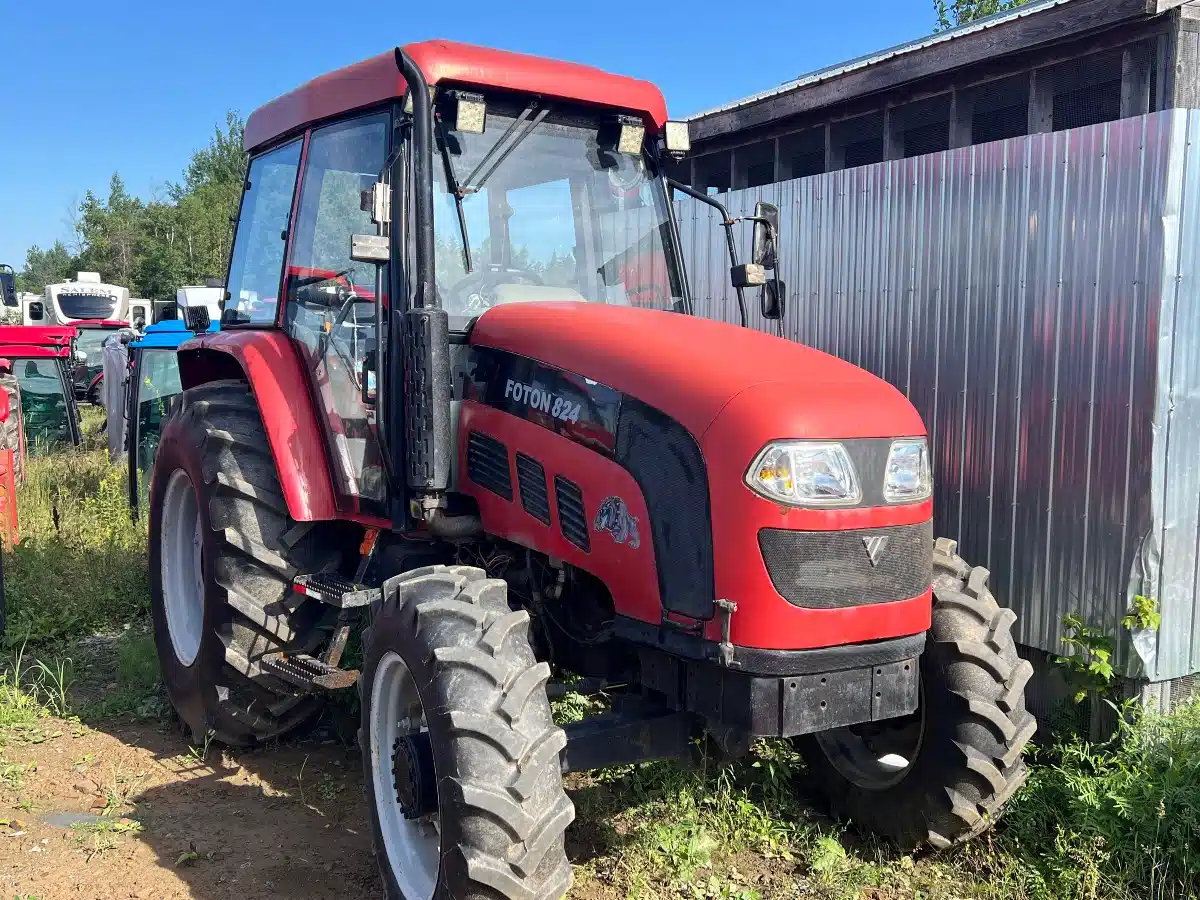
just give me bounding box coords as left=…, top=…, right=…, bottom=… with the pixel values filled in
left=149, top=380, right=339, bottom=746
left=361, top=565, right=574, bottom=900
left=798, top=538, right=1036, bottom=849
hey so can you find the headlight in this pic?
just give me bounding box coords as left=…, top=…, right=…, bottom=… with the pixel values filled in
left=883, top=438, right=932, bottom=503
left=746, top=441, right=860, bottom=507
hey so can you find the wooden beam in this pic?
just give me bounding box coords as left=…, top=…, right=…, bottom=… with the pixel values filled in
left=824, top=123, right=843, bottom=172
left=1121, top=41, right=1154, bottom=115
left=883, top=106, right=904, bottom=159
left=1165, top=5, right=1200, bottom=107
left=949, top=87, right=973, bottom=148
left=691, top=0, right=1181, bottom=141
left=773, top=137, right=788, bottom=181
left=1028, top=68, right=1054, bottom=133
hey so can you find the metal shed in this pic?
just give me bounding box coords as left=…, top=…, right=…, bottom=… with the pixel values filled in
left=671, top=0, right=1200, bottom=706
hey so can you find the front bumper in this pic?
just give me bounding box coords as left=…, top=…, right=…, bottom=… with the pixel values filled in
left=628, top=621, right=923, bottom=738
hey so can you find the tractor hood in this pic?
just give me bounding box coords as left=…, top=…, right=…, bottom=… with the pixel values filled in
left=468, top=302, right=925, bottom=442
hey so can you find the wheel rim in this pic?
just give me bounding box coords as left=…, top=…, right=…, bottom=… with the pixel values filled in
left=159, top=468, right=205, bottom=667
left=815, top=680, right=926, bottom=790
left=370, top=650, right=440, bottom=900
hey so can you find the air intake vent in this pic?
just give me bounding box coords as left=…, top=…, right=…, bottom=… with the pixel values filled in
left=467, top=432, right=511, bottom=501
left=515, top=453, right=550, bottom=525
left=554, top=476, right=589, bottom=551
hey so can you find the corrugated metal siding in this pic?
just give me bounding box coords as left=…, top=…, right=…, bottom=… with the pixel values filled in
left=677, top=110, right=1193, bottom=677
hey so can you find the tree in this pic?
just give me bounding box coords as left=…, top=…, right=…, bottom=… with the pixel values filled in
left=933, top=0, right=1033, bottom=32
left=16, top=242, right=75, bottom=293
left=75, top=174, right=144, bottom=287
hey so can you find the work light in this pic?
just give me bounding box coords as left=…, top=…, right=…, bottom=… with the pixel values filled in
left=746, top=441, right=860, bottom=507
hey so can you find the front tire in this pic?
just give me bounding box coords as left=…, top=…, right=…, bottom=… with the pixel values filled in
left=361, top=565, right=574, bottom=900
left=149, top=380, right=338, bottom=746
left=798, top=538, right=1036, bottom=849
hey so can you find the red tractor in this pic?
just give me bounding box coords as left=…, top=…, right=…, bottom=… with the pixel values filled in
left=149, top=41, right=1034, bottom=900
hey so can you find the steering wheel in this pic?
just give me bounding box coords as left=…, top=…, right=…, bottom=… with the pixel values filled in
left=445, top=263, right=543, bottom=316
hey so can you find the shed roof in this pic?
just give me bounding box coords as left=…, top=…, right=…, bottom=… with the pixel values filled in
left=687, top=0, right=1188, bottom=141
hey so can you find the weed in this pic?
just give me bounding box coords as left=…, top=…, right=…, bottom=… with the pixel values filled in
left=187, top=729, right=216, bottom=765
left=5, top=451, right=148, bottom=644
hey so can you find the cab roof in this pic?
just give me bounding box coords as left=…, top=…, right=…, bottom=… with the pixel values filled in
left=133, top=318, right=219, bottom=350
left=244, top=39, right=669, bottom=153
left=0, top=326, right=75, bottom=353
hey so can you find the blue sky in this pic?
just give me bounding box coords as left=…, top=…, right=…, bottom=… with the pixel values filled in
left=0, top=0, right=936, bottom=269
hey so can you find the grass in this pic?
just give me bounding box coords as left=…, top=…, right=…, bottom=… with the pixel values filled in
left=1, top=415, right=1200, bottom=898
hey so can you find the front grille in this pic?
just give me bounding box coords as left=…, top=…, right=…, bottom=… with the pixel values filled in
left=515, top=453, right=550, bottom=524
left=554, top=476, right=589, bottom=551
left=759, top=521, right=932, bottom=609
left=466, top=432, right=511, bottom=500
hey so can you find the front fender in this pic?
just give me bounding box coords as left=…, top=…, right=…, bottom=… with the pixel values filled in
left=177, top=330, right=338, bottom=521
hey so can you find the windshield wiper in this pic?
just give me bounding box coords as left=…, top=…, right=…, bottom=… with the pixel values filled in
left=460, top=102, right=549, bottom=195
left=435, top=118, right=474, bottom=274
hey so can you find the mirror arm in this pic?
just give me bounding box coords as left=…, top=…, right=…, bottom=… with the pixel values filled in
left=666, top=178, right=747, bottom=328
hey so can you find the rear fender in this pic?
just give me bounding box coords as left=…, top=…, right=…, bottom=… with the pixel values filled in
left=176, top=331, right=338, bottom=521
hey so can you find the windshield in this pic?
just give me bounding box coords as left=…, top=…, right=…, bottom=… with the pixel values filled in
left=14, top=358, right=73, bottom=452
left=75, top=328, right=111, bottom=367
left=431, top=99, right=686, bottom=328
left=58, top=293, right=116, bottom=320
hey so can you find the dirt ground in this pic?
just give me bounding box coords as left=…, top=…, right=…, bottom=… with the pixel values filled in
left=0, top=716, right=740, bottom=900
left=0, top=718, right=385, bottom=899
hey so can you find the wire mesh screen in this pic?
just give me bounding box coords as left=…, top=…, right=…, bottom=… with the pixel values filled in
left=972, top=75, right=1030, bottom=145
left=904, top=121, right=950, bottom=157
left=791, top=150, right=826, bottom=177
left=898, top=94, right=952, bottom=157
left=1054, top=80, right=1122, bottom=131
left=834, top=113, right=885, bottom=169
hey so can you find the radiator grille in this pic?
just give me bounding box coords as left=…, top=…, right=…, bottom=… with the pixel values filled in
left=515, top=453, right=550, bottom=524
left=759, top=521, right=932, bottom=609
left=466, top=432, right=511, bottom=501
left=554, top=476, right=589, bottom=551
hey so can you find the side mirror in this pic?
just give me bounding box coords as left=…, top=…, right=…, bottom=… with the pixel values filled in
left=752, top=201, right=779, bottom=269
left=761, top=279, right=786, bottom=321
left=360, top=348, right=378, bottom=405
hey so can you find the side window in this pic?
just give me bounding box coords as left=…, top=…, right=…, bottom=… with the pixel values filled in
left=284, top=113, right=390, bottom=510
left=223, top=140, right=302, bottom=325
left=135, top=349, right=183, bottom=475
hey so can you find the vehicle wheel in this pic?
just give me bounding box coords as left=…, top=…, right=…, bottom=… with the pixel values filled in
left=797, top=537, right=1036, bottom=849
left=360, top=565, right=574, bottom=900
left=148, top=379, right=339, bottom=746
left=87, top=377, right=102, bottom=407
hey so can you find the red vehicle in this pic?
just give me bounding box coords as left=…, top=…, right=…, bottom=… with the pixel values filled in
left=148, top=42, right=1033, bottom=900
left=0, top=326, right=82, bottom=450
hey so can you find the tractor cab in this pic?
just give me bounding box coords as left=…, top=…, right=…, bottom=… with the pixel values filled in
left=0, top=326, right=82, bottom=452
left=124, top=316, right=218, bottom=516
left=71, top=320, right=134, bottom=405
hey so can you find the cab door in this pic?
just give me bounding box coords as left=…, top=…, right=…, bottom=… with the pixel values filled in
left=282, top=112, right=392, bottom=516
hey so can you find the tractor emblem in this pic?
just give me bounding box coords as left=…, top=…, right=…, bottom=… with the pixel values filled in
left=862, top=534, right=889, bottom=567
left=594, top=496, right=641, bottom=549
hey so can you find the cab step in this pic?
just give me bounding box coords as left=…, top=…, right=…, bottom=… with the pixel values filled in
left=292, top=572, right=379, bottom=609
left=261, top=651, right=359, bottom=692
